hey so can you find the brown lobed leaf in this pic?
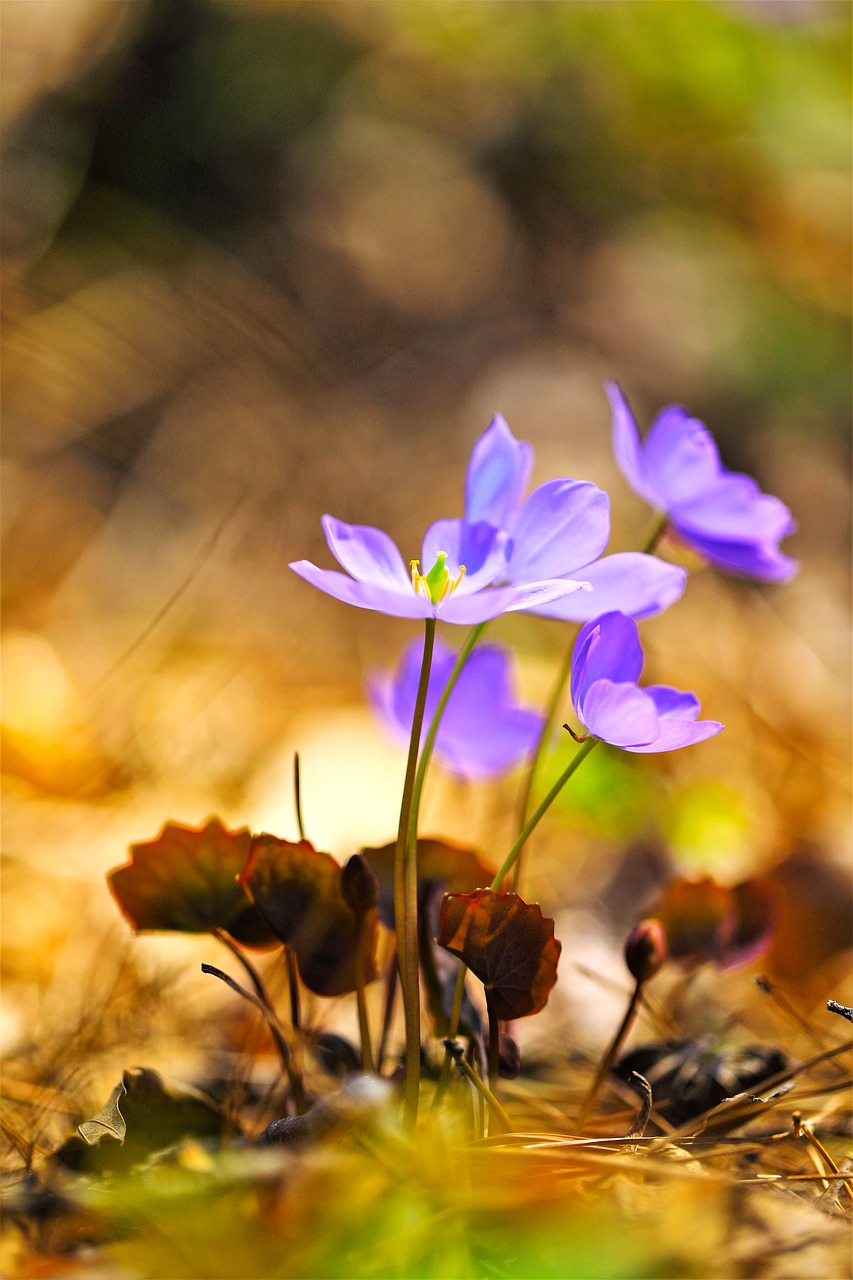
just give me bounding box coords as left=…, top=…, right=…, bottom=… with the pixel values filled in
left=108, top=817, right=276, bottom=947
left=437, top=888, right=561, bottom=1021
left=651, top=875, right=777, bottom=971
left=241, top=835, right=378, bottom=997
left=362, top=836, right=495, bottom=930
left=54, top=1067, right=226, bottom=1173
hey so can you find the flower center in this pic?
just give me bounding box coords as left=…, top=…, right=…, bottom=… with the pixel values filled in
left=410, top=552, right=466, bottom=605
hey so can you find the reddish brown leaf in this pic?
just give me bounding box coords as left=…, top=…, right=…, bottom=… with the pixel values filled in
left=653, top=876, right=733, bottom=965
left=362, top=837, right=495, bottom=930
left=437, top=889, right=561, bottom=1020
left=651, top=875, right=777, bottom=971
left=241, top=836, right=378, bottom=997
left=108, top=817, right=275, bottom=947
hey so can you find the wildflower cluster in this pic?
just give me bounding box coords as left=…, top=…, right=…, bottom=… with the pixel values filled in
left=108, top=381, right=797, bottom=1135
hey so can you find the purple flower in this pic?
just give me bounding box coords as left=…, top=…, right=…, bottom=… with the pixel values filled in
left=607, top=383, right=797, bottom=583
left=570, top=612, right=723, bottom=753
left=369, top=637, right=543, bottom=779
left=290, top=516, right=591, bottom=624
left=456, top=415, right=687, bottom=621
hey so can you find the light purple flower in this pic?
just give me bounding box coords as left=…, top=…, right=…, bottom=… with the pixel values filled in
left=457, top=415, right=687, bottom=622
left=290, top=514, right=590, bottom=625
left=369, top=637, right=543, bottom=779
left=607, top=383, right=797, bottom=583
left=570, top=612, right=723, bottom=753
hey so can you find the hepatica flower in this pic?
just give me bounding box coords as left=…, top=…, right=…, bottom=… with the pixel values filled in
left=290, top=515, right=590, bottom=624
left=570, top=612, right=722, bottom=753
left=454, top=414, right=686, bottom=622
left=607, top=383, right=797, bottom=582
left=369, top=637, right=542, bottom=779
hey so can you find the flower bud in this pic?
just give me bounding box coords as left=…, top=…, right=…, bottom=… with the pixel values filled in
left=624, top=918, right=667, bottom=983
left=341, top=854, right=378, bottom=914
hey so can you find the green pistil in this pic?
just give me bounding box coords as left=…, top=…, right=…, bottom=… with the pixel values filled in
left=411, top=553, right=466, bottom=605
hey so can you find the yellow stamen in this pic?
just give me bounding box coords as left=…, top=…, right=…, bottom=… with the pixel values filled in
left=409, top=554, right=467, bottom=604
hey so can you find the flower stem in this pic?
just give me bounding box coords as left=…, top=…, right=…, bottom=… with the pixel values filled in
left=494, top=736, right=599, bottom=889
left=406, top=622, right=488, bottom=854
left=512, top=639, right=576, bottom=890
left=578, top=976, right=644, bottom=1126
left=640, top=513, right=669, bottom=556
left=513, top=515, right=668, bottom=892
left=433, top=736, right=600, bottom=1110
left=394, top=617, right=437, bottom=1127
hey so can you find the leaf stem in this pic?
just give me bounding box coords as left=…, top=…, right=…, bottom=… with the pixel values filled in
left=207, top=941, right=307, bottom=1113
left=485, top=989, right=500, bottom=1102
left=286, top=947, right=301, bottom=1032
left=355, top=917, right=375, bottom=1074
left=578, top=976, right=644, bottom=1126
left=434, top=736, right=600, bottom=1109
left=377, top=947, right=399, bottom=1075
left=394, top=617, right=437, bottom=1127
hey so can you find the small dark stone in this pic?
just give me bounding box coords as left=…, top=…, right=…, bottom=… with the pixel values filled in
left=257, top=1115, right=311, bottom=1146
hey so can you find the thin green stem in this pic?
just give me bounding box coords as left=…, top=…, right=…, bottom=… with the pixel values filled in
left=512, top=514, right=668, bottom=893
left=512, top=638, right=576, bottom=891
left=406, top=622, right=488, bottom=855
left=494, top=736, right=599, bottom=888
left=639, top=513, right=669, bottom=556
left=433, top=736, right=600, bottom=1110
left=394, top=617, right=437, bottom=1127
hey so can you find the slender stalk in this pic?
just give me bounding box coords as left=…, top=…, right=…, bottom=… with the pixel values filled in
left=286, top=948, right=301, bottom=1032
left=578, top=976, right=644, bottom=1126
left=454, top=1054, right=512, bottom=1133
left=293, top=752, right=306, bottom=841
left=406, top=622, right=488, bottom=855
left=493, top=737, right=599, bottom=889
left=354, top=925, right=374, bottom=1074
left=430, top=964, right=467, bottom=1111
left=639, top=513, right=669, bottom=556
left=376, top=947, right=399, bottom=1074
left=210, top=934, right=307, bottom=1113
left=433, top=736, right=600, bottom=1110
left=394, top=618, right=437, bottom=1127
left=512, top=640, right=575, bottom=890
left=512, top=512, right=668, bottom=892
left=485, top=989, right=500, bottom=1100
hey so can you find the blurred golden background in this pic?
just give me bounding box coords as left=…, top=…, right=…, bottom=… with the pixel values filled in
left=2, top=0, right=850, bottom=1140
